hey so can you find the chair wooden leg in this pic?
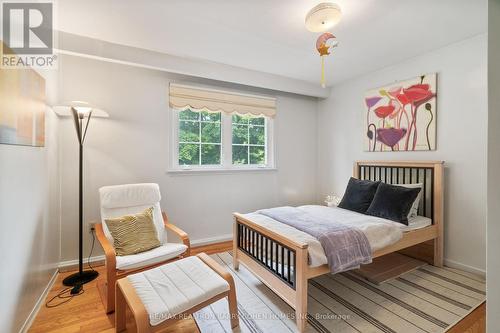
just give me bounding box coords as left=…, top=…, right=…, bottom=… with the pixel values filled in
left=106, top=272, right=116, bottom=313
left=227, top=289, right=239, bottom=328
left=115, top=283, right=127, bottom=332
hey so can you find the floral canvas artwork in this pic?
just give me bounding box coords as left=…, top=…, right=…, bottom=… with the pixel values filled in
left=364, top=73, right=437, bottom=152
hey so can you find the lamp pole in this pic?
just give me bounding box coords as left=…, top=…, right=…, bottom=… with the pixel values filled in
left=79, top=130, right=83, bottom=274
left=62, top=107, right=99, bottom=286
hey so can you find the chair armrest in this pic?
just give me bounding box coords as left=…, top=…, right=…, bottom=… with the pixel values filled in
left=162, top=212, right=191, bottom=254
left=95, top=223, right=116, bottom=270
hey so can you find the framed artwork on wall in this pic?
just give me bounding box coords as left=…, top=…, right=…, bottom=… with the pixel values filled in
left=0, top=42, right=46, bottom=147
left=364, top=73, right=437, bottom=152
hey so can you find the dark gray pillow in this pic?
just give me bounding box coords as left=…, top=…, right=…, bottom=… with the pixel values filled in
left=338, top=177, right=381, bottom=213
left=366, top=182, right=421, bottom=225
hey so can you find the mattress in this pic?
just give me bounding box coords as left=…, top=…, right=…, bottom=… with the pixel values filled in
left=402, top=215, right=432, bottom=231
left=242, top=205, right=432, bottom=268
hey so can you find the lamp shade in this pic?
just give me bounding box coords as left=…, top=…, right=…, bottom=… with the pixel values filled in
left=53, top=101, right=109, bottom=118
left=305, top=2, right=342, bottom=32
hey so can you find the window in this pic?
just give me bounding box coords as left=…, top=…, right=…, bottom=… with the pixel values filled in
left=172, top=109, right=274, bottom=171
left=178, top=110, right=221, bottom=165
left=232, top=114, right=266, bottom=165
left=169, top=84, right=276, bottom=171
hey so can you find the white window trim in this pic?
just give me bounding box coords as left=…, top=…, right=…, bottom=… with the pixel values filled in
left=168, top=108, right=276, bottom=173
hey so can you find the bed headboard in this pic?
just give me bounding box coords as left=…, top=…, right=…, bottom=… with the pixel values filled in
left=353, top=161, right=444, bottom=223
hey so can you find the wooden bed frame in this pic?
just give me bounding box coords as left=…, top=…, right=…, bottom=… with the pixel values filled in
left=232, top=161, right=444, bottom=332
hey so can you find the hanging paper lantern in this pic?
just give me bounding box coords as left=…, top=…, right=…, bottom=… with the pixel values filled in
left=316, top=32, right=338, bottom=88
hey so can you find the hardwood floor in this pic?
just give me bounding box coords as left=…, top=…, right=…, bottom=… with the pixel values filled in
left=447, top=302, right=486, bottom=333
left=29, top=241, right=484, bottom=333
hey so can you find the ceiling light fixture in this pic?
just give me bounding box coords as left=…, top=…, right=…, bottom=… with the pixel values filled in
left=305, top=2, right=342, bottom=33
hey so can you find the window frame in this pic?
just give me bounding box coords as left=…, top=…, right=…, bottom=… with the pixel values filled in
left=170, top=108, right=275, bottom=172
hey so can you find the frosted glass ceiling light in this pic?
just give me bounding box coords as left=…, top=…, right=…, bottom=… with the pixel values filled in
left=305, top=3, right=342, bottom=32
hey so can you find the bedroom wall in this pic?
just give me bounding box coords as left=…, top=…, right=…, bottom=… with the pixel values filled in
left=0, top=70, right=60, bottom=333
left=487, top=0, right=500, bottom=328
left=317, top=34, right=487, bottom=274
left=56, top=54, right=318, bottom=262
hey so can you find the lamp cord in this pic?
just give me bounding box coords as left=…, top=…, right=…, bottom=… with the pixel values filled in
left=45, top=229, right=96, bottom=308
left=45, top=287, right=85, bottom=308
left=87, top=228, right=96, bottom=272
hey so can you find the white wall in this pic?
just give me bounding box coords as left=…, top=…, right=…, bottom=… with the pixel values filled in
left=57, top=54, right=319, bottom=261
left=487, top=0, right=500, bottom=329
left=317, top=34, right=488, bottom=274
left=0, top=71, right=60, bottom=333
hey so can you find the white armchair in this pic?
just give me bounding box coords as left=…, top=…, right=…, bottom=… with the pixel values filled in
left=95, top=183, right=190, bottom=313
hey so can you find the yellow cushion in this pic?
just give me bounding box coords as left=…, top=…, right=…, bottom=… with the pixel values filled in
left=105, top=207, right=161, bottom=256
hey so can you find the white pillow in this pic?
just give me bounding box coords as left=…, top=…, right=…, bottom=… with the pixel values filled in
left=397, top=183, right=423, bottom=219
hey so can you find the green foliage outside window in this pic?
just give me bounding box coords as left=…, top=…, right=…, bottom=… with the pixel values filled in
left=178, top=110, right=266, bottom=167
left=232, top=114, right=266, bottom=165
left=178, top=110, right=221, bottom=165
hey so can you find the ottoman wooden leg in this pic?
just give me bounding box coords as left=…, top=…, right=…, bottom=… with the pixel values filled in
left=197, top=253, right=239, bottom=328
left=116, top=278, right=151, bottom=333
left=115, top=283, right=126, bottom=332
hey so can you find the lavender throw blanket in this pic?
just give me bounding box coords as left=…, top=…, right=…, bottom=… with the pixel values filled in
left=258, top=206, right=372, bottom=273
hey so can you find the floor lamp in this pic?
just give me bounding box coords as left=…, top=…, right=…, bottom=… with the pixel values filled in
left=54, top=101, right=109, bottom=286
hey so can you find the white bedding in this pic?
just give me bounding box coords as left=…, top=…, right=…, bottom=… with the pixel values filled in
left=403, top=215, right=432, bottom=231
left=242, top=205, right=432, bottom=267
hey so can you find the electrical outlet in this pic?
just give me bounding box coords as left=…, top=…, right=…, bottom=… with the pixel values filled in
left=88, top=222, right=97, bottom=233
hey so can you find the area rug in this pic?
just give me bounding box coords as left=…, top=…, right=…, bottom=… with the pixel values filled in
left=193, top=252, right=485, bottom=333
left=352, top=252, right=427, bottom=285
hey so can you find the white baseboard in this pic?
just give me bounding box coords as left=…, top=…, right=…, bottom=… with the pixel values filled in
left=58, top=234, right=233, bottom=271
left=190, top=234, right=233, bottom=247
left=444, top=258, right=486, bottom=277
left=58, top=255, right=106, bottom=272
left=20, top=270, right=58, bottom=333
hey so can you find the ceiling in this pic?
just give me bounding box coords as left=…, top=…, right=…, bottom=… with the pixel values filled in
left=56, top=0, right=487, bottom=86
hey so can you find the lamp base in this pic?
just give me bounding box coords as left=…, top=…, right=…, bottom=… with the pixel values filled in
left=62, top=270, right=99, bottom=286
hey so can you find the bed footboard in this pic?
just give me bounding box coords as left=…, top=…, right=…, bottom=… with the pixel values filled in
left=233, top=214, right=309, bottom=332
left=235, top=219, right=297, bottom=288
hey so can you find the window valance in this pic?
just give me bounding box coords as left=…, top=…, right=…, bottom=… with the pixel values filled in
left=169, top=84, right=276, bottom=118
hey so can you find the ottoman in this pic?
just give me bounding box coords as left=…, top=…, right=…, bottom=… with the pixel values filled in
left=115, top=253, right=238, bottom=332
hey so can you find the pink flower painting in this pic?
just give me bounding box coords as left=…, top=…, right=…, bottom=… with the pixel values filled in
left=364, top=73, right=437, bottom=151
